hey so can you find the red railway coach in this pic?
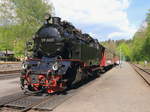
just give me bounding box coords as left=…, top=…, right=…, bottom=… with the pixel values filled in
left=100, top=47, right=119, bottom=71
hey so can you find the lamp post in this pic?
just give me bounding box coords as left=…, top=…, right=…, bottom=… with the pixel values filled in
left=120, top=47, right=122, bottom=67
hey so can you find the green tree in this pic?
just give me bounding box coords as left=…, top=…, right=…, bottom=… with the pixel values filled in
left=142, top=36, right=150, bottom=61
left=141, top=26, right=150, bottom=61
left=117, top=42, right=131, bottom=61
left=0, top=0, right=53, bottom=57
left=131, top=37, right=145, bottom=61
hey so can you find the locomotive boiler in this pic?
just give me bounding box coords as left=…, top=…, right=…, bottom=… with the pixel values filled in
left=20, top=15, right=106, bottom=94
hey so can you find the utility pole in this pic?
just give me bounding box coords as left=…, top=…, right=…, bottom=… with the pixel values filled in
left=120, top=47, right=122, bottom=67
left=5, top=49, right=8, bottom=62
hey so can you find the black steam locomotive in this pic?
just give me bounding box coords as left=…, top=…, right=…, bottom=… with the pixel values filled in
left=20, top=15, right=105, bottom=93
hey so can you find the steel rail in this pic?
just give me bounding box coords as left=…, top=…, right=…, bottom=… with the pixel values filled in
left=0, top=73, right=20, bottom=80
left=131, top=63, right=150, bottom=85
left=21, top=95, right=53, bottom=112
left=133, top=64, right=150, bottom=75
left=0, top=93, right=32, bottom=108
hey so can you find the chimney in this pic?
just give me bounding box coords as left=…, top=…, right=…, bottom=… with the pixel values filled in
left=52, top=17, right=61, bottom=25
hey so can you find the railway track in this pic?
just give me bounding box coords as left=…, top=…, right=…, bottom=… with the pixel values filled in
left=0, top=70, right=21, bottom=74
left=0, top=65, right=113, bottom=112
left=131, top=63, right=150, bottom=85
left=0, top=72, right=101, bottom=112
left=0, top=90, right=76, bottom=112
left=0, top=76, right=93, bottom=112
left=0, top=62, right=21, bottom=74
left=0, top=73, right=20, bottom=80
left=143, top=69, right=150, bottom=73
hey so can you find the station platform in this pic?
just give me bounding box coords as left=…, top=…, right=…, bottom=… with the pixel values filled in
left=52, top=62, right=150, bottom=112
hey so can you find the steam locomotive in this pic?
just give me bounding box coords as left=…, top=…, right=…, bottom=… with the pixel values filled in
left=20, top=14, right=116, bottom=94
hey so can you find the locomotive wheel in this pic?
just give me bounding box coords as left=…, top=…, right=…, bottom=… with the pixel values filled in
left=20, top=76, right=45, bottom=94
left=65, top=63, right=77, bottom=88
left=66, top=67, right=76, bottom=88
left=73, top=66, right=83, bottom=84
left=66, top=64, right=84, bottom=88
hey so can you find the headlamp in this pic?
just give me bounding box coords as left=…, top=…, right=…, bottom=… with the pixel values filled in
left=22, top=63, right=27, bottom=69
left=52, top=62, right=59, bottom=71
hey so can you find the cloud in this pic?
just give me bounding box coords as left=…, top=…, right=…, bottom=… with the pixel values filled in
left=108, top=32, right=130, bottom=40
left=108, top=25, right=137, bottom=40
left=49, top=0, right=137, bottom=41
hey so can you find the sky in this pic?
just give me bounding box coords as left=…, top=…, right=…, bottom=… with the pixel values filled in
left=49, top=0, right=150, bottom=41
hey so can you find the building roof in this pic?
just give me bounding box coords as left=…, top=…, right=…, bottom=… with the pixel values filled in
left=0, top=51, right=14, bottom=55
